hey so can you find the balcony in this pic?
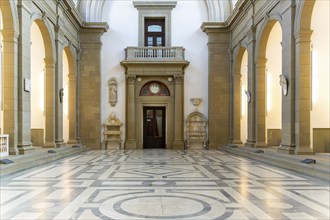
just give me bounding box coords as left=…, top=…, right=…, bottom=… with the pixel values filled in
left=124, top=46, right=186, bottom=62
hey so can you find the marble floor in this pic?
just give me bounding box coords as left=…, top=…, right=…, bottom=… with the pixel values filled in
left=0, top=150, right=329, bottom=220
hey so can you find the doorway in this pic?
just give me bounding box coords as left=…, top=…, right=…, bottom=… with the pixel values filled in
left=143, top=107, right=166, bottom=148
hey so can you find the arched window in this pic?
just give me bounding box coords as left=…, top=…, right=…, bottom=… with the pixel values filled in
left=140, top=81, right=170, bottom=96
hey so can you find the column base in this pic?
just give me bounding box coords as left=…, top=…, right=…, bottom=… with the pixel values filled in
left=244, top=140, right=256, bottom=148
left=231, top=140, right=243, bottom=145
left=294, top=146, right=315, bottom=155
left=277, top=144, right=295, bottom=154
left=67, top=139, right=77, bottom=145
left=18, top=146, right=36, bottom=155
left=256, top=142, right=268, bottom=148
left=9, top=147, right=19, bottom=155
left=43, top=142, right=56, bottom=148
left=125, top=140, right=137, bottom=149
left=172, top=140, right=184, bottom=150
left=55, top=141, right=66, bottom=148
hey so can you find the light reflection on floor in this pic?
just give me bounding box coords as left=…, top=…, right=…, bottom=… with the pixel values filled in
left=1, top=149, right=329, bottom=219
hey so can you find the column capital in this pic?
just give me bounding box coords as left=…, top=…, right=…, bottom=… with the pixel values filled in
left=1, top=30, right=19, bottom=41
left=295, top=29, right=313, bottom=43
left=44, top=58, right=55, bottom=67
left=126, top=75, right=136, bottom=84
left=174, top=74, right=184, bottom=84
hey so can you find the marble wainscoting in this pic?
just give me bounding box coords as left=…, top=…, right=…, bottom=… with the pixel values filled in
left=0, top=150, right=329, bottom=220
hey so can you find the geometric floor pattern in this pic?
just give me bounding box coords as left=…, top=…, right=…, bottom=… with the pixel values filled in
left=1, top=149, right=329, bottom=220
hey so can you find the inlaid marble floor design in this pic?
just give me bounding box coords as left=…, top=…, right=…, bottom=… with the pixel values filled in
left=0, top=150, right=329, bottom=220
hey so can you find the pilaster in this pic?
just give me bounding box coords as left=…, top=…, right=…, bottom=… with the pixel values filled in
left=172, top=74, right=184, bottom=149
left=44, top=58, right=56, bottom=148
left=79, top=22, right=108, bottom=149
left=1, top=30, right=19, bottom=155
left=17, top=0, right=34, bottom=154
left=125, top=75, right=137, bottom=149
left=244, top=21, right=258, bottom=148
left=294, top=29, right=314, bottom=154
left=232, top=73, right=242, bottom=144
left=201, top=22, right=230, bottom=149
left=67, top=72, right=77, bottom=144
left=54, top=17, right=65, bottom=148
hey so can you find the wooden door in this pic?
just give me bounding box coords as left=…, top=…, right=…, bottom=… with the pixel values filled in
left=143, top=107, right=166, bottom=148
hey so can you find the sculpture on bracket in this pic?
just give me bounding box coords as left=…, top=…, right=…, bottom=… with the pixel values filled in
left=185, top=111, right=208, bottom=150
left=108, top=77, right=118, bottom=107
left=59, top=88, right=64, bottom=104
left=103, top=112, right=122, bottom=149
left=244, top=90, right=251, bottom=103
left=279, top=75, right=288, bottom=96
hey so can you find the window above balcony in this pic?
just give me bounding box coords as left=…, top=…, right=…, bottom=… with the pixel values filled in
left=133, top=1, right=177, bottom=47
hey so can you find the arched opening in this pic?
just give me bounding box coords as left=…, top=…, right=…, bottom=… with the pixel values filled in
left=256, top=20, right=283, bottom=147
left=240, top=49, right=248, bottom=143
left=62, top=49, right=69, bottom=143
left=140, top=81, right=170, bottom=96
left=63, top=47, right=77, bottom=144
left=0, top=8, right=3, bottom=134
left=310, top=0, right=330, bottom=153
left=30, top=21, right=45, bottom=147
left=265, top=22, right=282, bottom=147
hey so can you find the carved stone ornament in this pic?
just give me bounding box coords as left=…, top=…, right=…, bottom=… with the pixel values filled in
left=244, top=90, right=251, bottom=103
left=108, top=77, right=118, bottom=107
left=185, top=111, right=208, bottom=150
left=279, top=75, right=288, bottom=96
left=103, top=112, right=122, bottom=149
left=190, top=98, right=203, bottom=106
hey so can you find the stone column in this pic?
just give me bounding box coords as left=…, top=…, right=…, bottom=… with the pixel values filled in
left=67, top=72, right=77, bottom=144
left=1, top=30, right=19, bottom=155
left=244, top=26, right=258, bottom=148
left=17, top=0, right=34, bottom=154
left=125, top=75, right=137, bottom=149
left=201, top=22, right=231, bottom=149
left=255, top=58, right=267, bottom=147
left=232, top=71, right=243, bottom=144
left=277, top=2, right=302, bottom=154
left=79, top=23, right=108, bottom=149
left=43, top=58, right=56, bottom=148
left=75, top=47, right=81, bottom=144
left=172, top=75, right=184, bottom=149
left=54, top=25, right=64, bottom=148
left=294, top=30, right=314, bottom=154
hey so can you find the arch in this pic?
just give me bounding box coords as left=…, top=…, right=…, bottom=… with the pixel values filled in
left=0, top=0, right=18, bottom=32
left=232, top=46, right=248, bottom=144
left=30, top=18, right=56, bottom=147
left=256, top=19, right=283, bottom=147
left=63, top=45, right=78, bottom=144
left=30, top=14, right=56, bottom=61
left=295, top=0, right=316, bottom=34
left=294, top=0, right=330, bottom=153
left=256, top=19, right=281, bottom=61
left=140, top=81, right=170, bottom=96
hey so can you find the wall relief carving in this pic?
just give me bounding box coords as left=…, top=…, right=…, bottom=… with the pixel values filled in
left=185, top=111, right=208, bottom=150
left=103, top=112, right=122, bottom=149
left=108, top=77, right=118, bottom=107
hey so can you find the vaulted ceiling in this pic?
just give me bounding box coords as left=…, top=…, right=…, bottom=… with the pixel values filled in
left=74, top=0, right=237, bottom=22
